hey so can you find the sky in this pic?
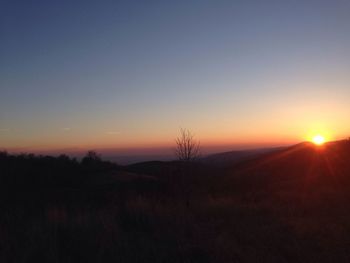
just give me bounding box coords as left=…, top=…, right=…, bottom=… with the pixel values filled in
left=1, top=0, right=350, bottom=157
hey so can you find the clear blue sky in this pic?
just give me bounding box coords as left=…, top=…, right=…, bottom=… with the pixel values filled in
left=1, top=0, right=350, bottom=153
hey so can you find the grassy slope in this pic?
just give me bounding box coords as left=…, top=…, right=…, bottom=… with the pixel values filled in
left=1, top=140, right=350, bottom=262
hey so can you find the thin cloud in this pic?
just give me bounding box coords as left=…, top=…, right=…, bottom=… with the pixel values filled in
left=62, top=127, right=71, bottom=132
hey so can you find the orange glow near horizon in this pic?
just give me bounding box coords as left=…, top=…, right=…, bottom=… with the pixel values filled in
left=1, top=120, right=347, bottom=154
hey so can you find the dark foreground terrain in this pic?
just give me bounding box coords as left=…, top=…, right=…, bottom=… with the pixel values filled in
left=1, top=140, right=350, bottom=262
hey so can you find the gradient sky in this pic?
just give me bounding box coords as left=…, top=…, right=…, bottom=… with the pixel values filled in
left=1, top=0, right=350, bottom=154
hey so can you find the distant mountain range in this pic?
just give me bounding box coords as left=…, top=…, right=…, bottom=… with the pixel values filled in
left=103, top=146, right=289, bottom=165
left=200, top=146, right=288, bottom=167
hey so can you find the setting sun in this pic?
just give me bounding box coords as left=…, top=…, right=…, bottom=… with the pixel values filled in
left=312, top=135, right=325, bottom=145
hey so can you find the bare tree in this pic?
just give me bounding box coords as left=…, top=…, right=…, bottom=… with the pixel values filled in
left=175, top=128, right=200, bottom=162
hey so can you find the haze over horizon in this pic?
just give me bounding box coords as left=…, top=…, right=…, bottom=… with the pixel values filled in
left=1, top=0, right=350, bottom=154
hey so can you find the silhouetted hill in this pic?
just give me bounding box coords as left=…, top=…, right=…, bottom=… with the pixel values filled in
left=229, top=140, right=350, bottom=181
left=211, top=140, right=350, bottom=194
left=1, top=140, right=350, bottom=262
left=125, top=160, right=178, bottom=178
left=202, top=146, right=288, bottom=167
